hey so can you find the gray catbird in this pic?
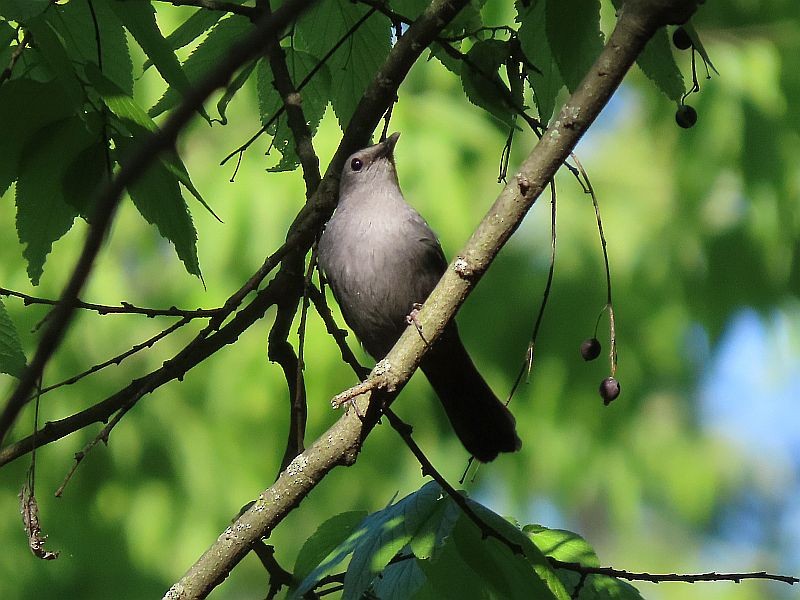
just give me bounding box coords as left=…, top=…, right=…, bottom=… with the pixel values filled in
left=318, top=133, right=521, bottom=462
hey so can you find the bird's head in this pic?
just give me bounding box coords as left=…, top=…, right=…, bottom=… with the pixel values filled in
left=338, top=132, right=401, bottom=201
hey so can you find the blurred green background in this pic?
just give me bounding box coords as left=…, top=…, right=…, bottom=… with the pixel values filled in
left=1, top=1, right=799, bottom=598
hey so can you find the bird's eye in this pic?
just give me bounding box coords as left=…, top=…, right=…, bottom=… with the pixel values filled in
left=350, top=158, right=363, bottom=172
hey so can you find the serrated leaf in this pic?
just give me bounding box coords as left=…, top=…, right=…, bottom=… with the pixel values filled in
left=16, top=117, right=100, bottom=284
left=545, top=0, right=603, bottom=92
left=517, top=0, right=563, bottom=123
left=0, top=299, right=26, bottom=378
left=86, top=64, right=216, bottom=220
left=257, top=49, right=332, bottom=172
left=108, top=0, right=203, bottom=118
left=144, top=7, right=224, bottom=71
left=49, top=0, right=133, bottom=95
left=0, top=0, right=48, bottom=21
left=293, top=510, right=368, bottom=581
left=635, top=26, right=684, bottom=101
left=295, top=0, right=390, bottom=129
left=524, top=526, right=645, bottom=600
left=342, top=482, right=443, bottom=600
left=149, top=14, right=252, bottom=118
left=460, top=39, right=516, bottom=128
left=0, top=79, right=75, bottom=195
left=26, top=16, right=85, bottom=109
left=115, top=136, right=202, bottom=279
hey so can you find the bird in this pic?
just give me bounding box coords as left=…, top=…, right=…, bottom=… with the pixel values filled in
left=318, top=132, right=521, bottom=462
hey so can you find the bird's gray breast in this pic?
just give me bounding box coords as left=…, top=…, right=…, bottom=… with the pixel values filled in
left=318, top=201, right=447, bottom=359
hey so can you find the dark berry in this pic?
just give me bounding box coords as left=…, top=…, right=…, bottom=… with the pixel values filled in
left=580, top=338, right=601, bottom=361
left=599, top=377, right=620, bottom=405
left=672, top=27, right=692, bottom=50
left=675, top=105, right=698, bottom=129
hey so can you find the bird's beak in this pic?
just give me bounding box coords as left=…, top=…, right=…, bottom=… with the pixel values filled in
left=377, top=132, right=400, bottom=159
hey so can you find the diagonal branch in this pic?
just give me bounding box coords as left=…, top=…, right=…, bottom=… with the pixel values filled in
left=164, top=1, right=700, bottom=598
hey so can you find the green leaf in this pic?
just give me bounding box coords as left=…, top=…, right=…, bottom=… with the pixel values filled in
left=635, top=26, right=684, bottom=101
left=296, top=0, right=390, bottom=129
left=149, top=15, right=252, bottom=118
left=0, top=0, right=48, bottom=21
left=524, top=526, right=644, bottom=600
left=416, top=506, right=567, bottom=600
left=49, top=0, right=133, bottom=95
left=408, top=491, right=459, bottom=560
left=545, top=0, right=603, bottom=92
left=0, top=79, right=75, bottom=195
left=115, top=136, right=202, bottom=279
left=289, top=482, right=442, bottom=599
left=460, top=39, right=516, bottom=128
left=16, top=116, right=100, bottom=284
left=342, top=482, right=443, bottom=600
left=257, top=49, right=332, bottom=172
left=293, top=510, right=368, bottom=581
left=0, top=299, right=26, bottom=378
left=108, top=0, right=199, bottom=116
left=25, top=16, right=85, bottom=109
left=63, top=142, right=108, bottom=222
left=86, top=64, right=216, bottom=220
left=517, top=0, right=564, bottom=123
left=144, top=7, right=224, bottom=71
left=371, top=558, right=427, bottom=600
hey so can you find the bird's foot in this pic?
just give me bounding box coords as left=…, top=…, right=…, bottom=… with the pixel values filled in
left=405, top=303, right=428, bottom=344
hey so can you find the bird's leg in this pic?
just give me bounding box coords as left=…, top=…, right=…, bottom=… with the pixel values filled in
left=405, top=303, right=428, bottom=345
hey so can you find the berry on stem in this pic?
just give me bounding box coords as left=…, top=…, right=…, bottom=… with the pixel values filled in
left=599, top=377, right=620, bottom=405
left=580, top=338, right=601, bottom=361
left=675, top=105, right=698, bottom=128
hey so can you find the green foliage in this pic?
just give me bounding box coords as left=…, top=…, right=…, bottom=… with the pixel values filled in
left=291, top=483, right=584, bottom=599
left=295, top=0, right=391, bottom=129
left=460, top=39, right=516, bottom=128
left=545, top=0, right=604, bottom=92
left=0, top=1, right=798, bottom=599
left=0, top=299, right=25, bottom=377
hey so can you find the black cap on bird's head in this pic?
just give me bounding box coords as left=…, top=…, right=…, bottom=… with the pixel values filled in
left=339, top=132, right=401, bottom=198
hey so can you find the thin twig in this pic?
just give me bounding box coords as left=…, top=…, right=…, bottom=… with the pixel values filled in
left=0, top=30, right=31, bottom=87
left=382, top=408, right=524, bottom=555
left=549, top=560, right=799, bottom=586
left=0, top=287, right=223, bottom=318
left=31, top=318, right=191, bottom=400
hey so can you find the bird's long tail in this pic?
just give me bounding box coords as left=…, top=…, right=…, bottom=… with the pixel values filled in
left=420, top=327, right=521, bottom=462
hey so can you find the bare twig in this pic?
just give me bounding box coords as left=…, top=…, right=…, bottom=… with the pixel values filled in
left=549, top=560, right=799, bottom=586
left=31, top=318, right=192, bottom=400
left=0, top=287, right=222, bottom=318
